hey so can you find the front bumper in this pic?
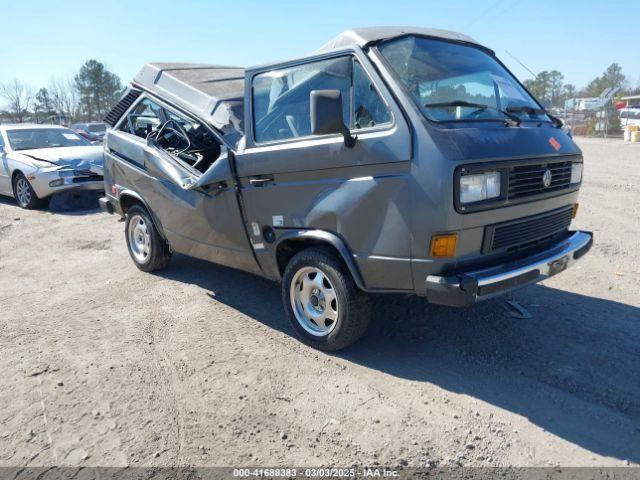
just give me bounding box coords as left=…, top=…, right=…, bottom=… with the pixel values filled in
left=30, top=167, right=104, bottom=198
left=99, top=194, right=122, bottom=216
left=425, top=230, right=593, bottom=307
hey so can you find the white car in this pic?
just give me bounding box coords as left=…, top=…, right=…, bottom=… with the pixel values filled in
left=619, top=107, right=640, bottom=129
left=0, top=124, right=104, bottom=209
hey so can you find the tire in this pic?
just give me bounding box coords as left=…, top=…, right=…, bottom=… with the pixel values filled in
left=13, top=173, right=45, bottom=209
left=282, top=247, right=371, bottom=351
left=124, top=204, right=172, bottom=272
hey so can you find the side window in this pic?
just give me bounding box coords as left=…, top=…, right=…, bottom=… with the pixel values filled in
left=120, top=98, right=163, bottom=139
left=352, top=60, right=392, bottom=129
left=252, top=56, right=392, bottom=144
left=253, top=56, right=352, bottom=143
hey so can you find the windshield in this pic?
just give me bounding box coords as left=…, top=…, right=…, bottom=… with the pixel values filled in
left=88, top=123, right=107, bottom=133
left=378, top=36, right=550, bottom=124
left=7, top=128, right=90, bottom=151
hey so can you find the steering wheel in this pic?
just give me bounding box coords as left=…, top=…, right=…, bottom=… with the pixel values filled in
left=153, top=119, right=191, bottom=153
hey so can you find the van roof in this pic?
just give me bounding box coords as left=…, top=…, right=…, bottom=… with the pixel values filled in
left=132, top=27, right=481, bottom=113
left=129, top=27, right=483, bottom=143
left=316, top=26, right=482, bottom=52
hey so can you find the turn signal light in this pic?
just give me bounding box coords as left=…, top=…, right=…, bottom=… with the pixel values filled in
left=430, top=233, right=458, bottom=258
left=572, top=203, right=579, bottom=219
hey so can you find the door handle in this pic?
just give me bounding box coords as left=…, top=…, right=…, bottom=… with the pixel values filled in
left=249, top=176, right=274, bottom=186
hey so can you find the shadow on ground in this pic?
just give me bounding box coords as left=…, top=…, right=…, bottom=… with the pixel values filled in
left=156, top=253, right=640, bottom=462
left=0, top=191, right=103, bottom=215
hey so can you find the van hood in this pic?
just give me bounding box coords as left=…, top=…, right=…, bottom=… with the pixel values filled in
left=427, top=122, right=582, bottom=162
left=15, top=146, right=104, bottom=169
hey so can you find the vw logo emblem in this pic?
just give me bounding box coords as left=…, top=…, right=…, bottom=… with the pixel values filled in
left=542, top=169, right=552, bottom=188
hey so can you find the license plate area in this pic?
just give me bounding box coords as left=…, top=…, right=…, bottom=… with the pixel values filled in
left=547, top=255, right=570, bottom=276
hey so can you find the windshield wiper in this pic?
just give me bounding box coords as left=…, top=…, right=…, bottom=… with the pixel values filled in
left=424, top=100, right=521, bottom=126
left=506, top=106, right=544, bottom=115
left=507, top=106, right=563, bottom=128
left=546, top=113, right=564, bottom=128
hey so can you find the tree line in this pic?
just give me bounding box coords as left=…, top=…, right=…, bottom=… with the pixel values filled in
left=0, top=60, right=122, bottom=125
left=522, top=63, right=639, bottom=109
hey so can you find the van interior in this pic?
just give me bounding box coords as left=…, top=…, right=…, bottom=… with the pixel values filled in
left=119, top=97, right=223, bottom=176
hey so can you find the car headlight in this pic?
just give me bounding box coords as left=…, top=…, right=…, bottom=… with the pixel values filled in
left=570, top=163, right=583, bottom=184
left=460, top=171, right=501, bottom=204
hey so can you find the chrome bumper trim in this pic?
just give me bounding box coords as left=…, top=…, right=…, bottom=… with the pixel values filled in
left=425, top=231, right=593, bottom=307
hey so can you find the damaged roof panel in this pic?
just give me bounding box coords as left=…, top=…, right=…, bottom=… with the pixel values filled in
left=133, top=63, right=245, bottom=144
left=134, top=63, right=244, bottom=102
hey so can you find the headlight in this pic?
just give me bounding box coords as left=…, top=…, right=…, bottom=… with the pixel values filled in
left=570, top=163, right=583, bottom=184
left=460, top=171, right=501, bottom=204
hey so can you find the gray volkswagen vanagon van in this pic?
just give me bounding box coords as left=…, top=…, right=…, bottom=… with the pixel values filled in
left=100, top=27, right=592, bottom=350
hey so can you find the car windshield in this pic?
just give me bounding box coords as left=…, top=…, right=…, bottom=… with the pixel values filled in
left=378, top=36, right=550, bottom=124
left=88, top=123, right=107, bottom=133
left=7, top=128, right=90, bottom=151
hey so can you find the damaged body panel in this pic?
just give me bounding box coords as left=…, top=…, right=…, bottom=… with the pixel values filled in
left=101, top=27, right=592, bottom=350
left=237, top=47, right=413, bottom=290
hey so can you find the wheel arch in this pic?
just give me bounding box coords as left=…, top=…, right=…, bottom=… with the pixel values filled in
left=10, top=169, right=25, bottom=199
left=274, top=230, right=367, bottom=291
left=11, top=169, right=24, bottom=185
left=118, top=190, right=168, bottom=240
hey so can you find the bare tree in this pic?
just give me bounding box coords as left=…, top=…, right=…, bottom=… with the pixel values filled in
left=49, top=77, right=78, bottom=123
left=0, top=79, right=34, bottom=123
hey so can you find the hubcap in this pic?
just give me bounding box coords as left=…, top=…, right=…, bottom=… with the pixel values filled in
left=15, top=178, right=31, bottom=206
left=128, top=214, right=151, bottom=263
left=290, top=266, right=339, bottom=336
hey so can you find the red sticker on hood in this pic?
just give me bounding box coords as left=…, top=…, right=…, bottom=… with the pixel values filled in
left=549, top=137, right=561, bottom=151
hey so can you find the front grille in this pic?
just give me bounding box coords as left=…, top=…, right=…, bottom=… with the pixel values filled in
left=508, top=160, right=572, bottom=199
left=72, top=175, right=103, bottom=184
left=484, top=206, right=573, bottom=253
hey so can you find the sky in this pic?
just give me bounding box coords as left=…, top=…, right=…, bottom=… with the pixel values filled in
left=1, top=0, right=639, bottom=93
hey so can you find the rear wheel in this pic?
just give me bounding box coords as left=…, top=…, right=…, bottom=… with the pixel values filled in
left=282, top=247, right=370, bottom=351
left=124, top=205, right=172, bottom=272
left=13, top=173, right=44, bottom=209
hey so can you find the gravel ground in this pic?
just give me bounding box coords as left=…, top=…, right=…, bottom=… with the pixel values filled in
left=0, top=138, right=639, bottom=468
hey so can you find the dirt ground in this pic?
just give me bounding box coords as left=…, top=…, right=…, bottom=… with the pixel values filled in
left=0, top=137, right=639, bottom=468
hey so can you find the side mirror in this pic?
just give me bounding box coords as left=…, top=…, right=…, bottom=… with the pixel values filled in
left=310, top=89, right=357, bottom=148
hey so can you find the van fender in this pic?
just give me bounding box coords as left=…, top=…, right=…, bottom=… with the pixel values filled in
left=274, top=229, right=367, bottom=291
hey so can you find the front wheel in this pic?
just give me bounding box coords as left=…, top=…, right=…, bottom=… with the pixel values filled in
left=282, top=247, right=371, bottom=351
left=13, top=173, right=45, bottom=209
left=124, top=205, right=172, bottom=272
